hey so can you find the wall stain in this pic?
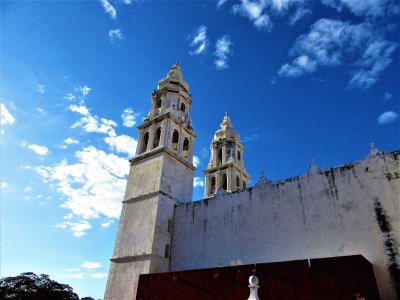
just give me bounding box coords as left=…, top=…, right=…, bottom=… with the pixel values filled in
left=297, top=183, right=306, bottom=226
left=373, top=197, right=400, bottom=299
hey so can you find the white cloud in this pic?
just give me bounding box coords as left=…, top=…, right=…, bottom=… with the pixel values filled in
left=377, top=111, right=398, bottom=124
left=217, top=0, right=228, bottom=8
left=1, top=103, right=15, bottom=125
left=322, top=0, right=400, bottom=17
left=104, top=134, right=137, bottom=157
left=384, top=93, right=392, bottom=101
left=214, top=36, right=233, bottom=70
left=109, top=29, right=123, bottom=43
left=55, top=220, right=92, bottom=237
left=24, top=186, right=32, bottom=192
left=89, top=273, right=108, bottom=278
left=122, top=0, right=131, bottom=4
left=1, top=181, right=9, bottom=190
left=37, top=84, right=45, bottom=94
left=27, top=144, right=49, bottom=156
left=65, top=273, right=85, bottom=279
left=121, top=108, right=138, bottom=127
left=193, top=155, right=200, bottom=167
left=79, top=86, right=92, bottom=96
left=193, top=177, right=204, bottom=187
left=189, top=26, right=208, bottom=55
left=69, top=105, right=90, bottom=116
left=101, top=219, right=114, bottom=228
left=100, top=0, right=116, bottom=19
left=66, top=268, right=81, bottom=272
left=81, top=261, right=102, bottom=269
left=64, top=137, right=79, bottom=145
left=36, top=146, right=128, bottom=220
left=278, top=19, right=397, bottom=88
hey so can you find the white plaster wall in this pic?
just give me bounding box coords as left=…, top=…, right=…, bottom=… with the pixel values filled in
left=170, top=152, right=400, bottom=299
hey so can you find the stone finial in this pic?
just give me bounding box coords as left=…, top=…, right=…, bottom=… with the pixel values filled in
left=255, top=171, right=271, bottom=187
left=367, top=141, right=382, bottom=158
left=307, top=159, right=321, bottom=174
left=247, top=275, right=260, bottom=300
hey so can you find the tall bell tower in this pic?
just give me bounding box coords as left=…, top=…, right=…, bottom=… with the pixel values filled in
left=104, top=63, right=196, bottom=300
left=204, top=113, right=249, bottom=198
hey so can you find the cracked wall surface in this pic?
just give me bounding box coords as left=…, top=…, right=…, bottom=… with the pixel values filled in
left=171, top=151, right=400, bottom=299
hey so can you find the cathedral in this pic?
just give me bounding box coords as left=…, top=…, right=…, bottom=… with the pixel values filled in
left=104, top=64, right=399, bottom=300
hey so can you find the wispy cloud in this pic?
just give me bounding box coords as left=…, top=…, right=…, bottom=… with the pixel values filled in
left=78, top=85, right=92, bottom=97
left=189, top=26, right=209, bottom=55
left=27, top=144, right=49, bottom=156
left=217, top=0, right=228, bottom=8
left=193, top=155, right=200, bottom=167
left=1, top=103, right=15, bottom=125
left=55, top=220, right=92, bottom=237
left=377, top=111, right=398, bottom=124
left=278, top=18, right=398, bottom=89
left=109, top=29, right=123, bottom=43
left=241, top=133, right=259, bottom=143
left=232, top=0, right=272, bottom=31
left=193, top=177, right=204, bottom=187
left=214, top=36, right=233, bottom=70
left=81, top=261, right=102, bottom=269
left=89, top=273, right=108, bottom=278
left=37, top=84, right=45, bottom=94
left=289, top=7, right=312, bottom=25
left=100, top=0, right=116, bottom=19
left=121, top=108, right=138, bottom=127
left=101, top=219, right=114, bottom=228
left=64, top=137, right=79, bottom=145
left=384, top=93, right=392, bottom=101
left=1, top=181, right=9, bottom=190
left=321, top=0, right=400, bottom=17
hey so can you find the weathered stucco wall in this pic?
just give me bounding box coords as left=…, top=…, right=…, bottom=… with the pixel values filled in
left=170, top=151, right=400, bottom=299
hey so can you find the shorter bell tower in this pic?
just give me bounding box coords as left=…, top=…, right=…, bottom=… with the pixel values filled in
left=204, top=113, right=250, bottom=198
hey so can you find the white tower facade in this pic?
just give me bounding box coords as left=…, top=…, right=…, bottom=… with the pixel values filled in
left=204, top=114, right=250, bottom=198
left=104, top=63, right=196, bottom=300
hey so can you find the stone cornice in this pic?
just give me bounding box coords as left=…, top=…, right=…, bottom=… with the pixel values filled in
left=110, top=253, right=167, bottom=263
left=130, top=146, right=196, bottom=171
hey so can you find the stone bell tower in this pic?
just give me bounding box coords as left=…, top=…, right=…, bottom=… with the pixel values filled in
left=104, top=63, right=196, bottom=300
left=204, top=113, right=249, bottom=198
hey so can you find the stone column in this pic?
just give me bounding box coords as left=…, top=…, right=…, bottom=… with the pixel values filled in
left=222, top=144, right=226, bottom=164
left=159, top=119, right=167, bottom=147
left=147, top=126, right=155, bottom=151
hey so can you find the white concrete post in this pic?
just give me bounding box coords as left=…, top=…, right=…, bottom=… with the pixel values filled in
left=247, top=275, right=260, bottom=300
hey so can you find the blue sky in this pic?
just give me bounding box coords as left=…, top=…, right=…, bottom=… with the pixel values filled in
left=1, top=0, right=399, bottom=298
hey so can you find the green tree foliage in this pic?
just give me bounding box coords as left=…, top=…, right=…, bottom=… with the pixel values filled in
left=0, top=272, right=79, bottom=300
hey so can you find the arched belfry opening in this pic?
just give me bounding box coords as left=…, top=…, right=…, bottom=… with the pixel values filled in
left=180, top=103, right=186, bottom=113
left=141, top=133, right=149, bottom=154
left=183, top=138, right=189, bottom=158
left=153, top=128, right=161, bottom=148
left=172, top=130, right=179, bottom=151
left=204, top=114, right=249, bottom=198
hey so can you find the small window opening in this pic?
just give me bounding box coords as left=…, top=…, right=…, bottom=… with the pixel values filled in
left=237, top=151, right=241, bottom=161
left=172, top=130, right=179, bottom=151
left=217, top=148, right=222, bottom=166
left=155, top=99, right=162, bottom=109
left=222, top=174, right=227, bottom=190
left=210, top=177, right=216, bottom=194
left=167, top=219, right=172, bottom=233
left=140, top=133, right=149, bottom=154
left=153, top=127, right=161, bottom=148
left=183, top=138, right=189, bottom=158
left=180, top=103, right=186, bottom=112
left=165, top=244, right=170, bottom=259
left=243, top=181, right=246, bottom=190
